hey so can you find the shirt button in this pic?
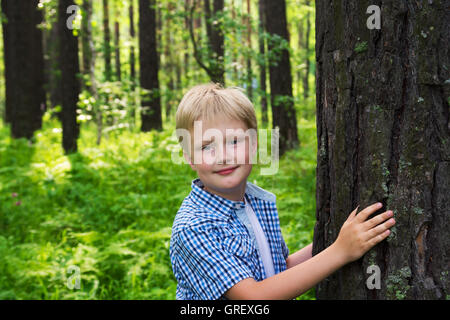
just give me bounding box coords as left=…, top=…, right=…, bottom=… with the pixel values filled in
left=234, top=203, right=241, bottom=209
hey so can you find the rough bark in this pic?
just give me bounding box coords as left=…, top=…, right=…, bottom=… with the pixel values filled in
left=1, top=0, right=45, bottom=138
left=139, top=0, right=162, bottom=131
left=313, top=0, right=449, bottom=299
left=264, top=0, right=299, bottom=155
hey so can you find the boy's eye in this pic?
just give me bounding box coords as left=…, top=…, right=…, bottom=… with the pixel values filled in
left=201, top=143, right=214, bottom=151
left=228, top=138, right=239, bottom=145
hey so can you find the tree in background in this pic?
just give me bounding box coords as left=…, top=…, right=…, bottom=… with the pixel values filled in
left=0, top=0, right=317, bottom=151
left=103, top=0, right=112, bottom=82
left=58, top=0, right=80, bottom=153
left=257, top=0, right=268, bottom=126
left=313, top=0, right=449, bottom=299
left=189, top=0, right=225, bottom=85
left=114, top=1, right=121, bottom=81
left=301, top=0, right=311, bottom=101
left=81, top=0, right=94, bottom=92
left=1, top=0, right=46, bottom=139
left=129, top=0, right=136, bottom=88
left=139, top=0, right=162, bottom=131
left=264, top=0, right=299, bottom=156
left=244, top=0, right=252, bottom=100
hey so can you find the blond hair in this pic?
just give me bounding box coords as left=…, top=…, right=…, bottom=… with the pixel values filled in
left=176, top=83, right=257, bottom=133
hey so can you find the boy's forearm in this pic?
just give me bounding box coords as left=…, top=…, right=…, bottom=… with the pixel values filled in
left=252, top=243, right=347, bottom=300
left=286, top=243, right=313, bottom=269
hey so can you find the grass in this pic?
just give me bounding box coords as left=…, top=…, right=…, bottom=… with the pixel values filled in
left=0, top=114, right=317, bottom=300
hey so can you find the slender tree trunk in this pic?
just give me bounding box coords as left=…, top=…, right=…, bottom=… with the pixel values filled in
left=297, top=18, right=303, bottom=99
left=103, top=0, right=112, bottom=81
left=139, top=0, right=162, bottom=131
left=58, top=0, right=80, bottom=153
left=114, top=20, right=121, bottom=81
left=80, top=0, right=100, bottom=144
left=129, top=0, right=136, bottom=127
left=211, top=0, right=224, bottom=85
left=48, top=18, right=62, bottom=114
left=204, top=0, right=213, bottom=43
left=164, top=4, right=174, bottom=119
left=303, top=2, right=311, bottom=101
left=183, top=0, right=190, bottom=86
left=264, top=0, right=298, bottom=155
left=129, top=0, right=136, bottom=87
left=1, top=0, right=45, bottom=138
left=313, top=0, right=449, bottom=299
left=81, top=0, right=94, bottom=92
left=230, top=0, right=238, bottom=82
left=246, top=0, right=253, bottom=100
left=258, top=0, right=268, bottom=126
left=189, top=0, right=224, bottom=84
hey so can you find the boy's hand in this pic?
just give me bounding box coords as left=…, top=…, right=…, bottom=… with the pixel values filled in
left=333, top=202, right=395, bottom=263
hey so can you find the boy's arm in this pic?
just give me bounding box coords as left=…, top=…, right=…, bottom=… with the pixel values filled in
left=286, top=243, right=313, bottom=269
left=225, top=202, right=395, bottom=300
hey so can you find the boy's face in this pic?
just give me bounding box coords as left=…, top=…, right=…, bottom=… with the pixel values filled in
left=184, top=116, right=257, bottom=201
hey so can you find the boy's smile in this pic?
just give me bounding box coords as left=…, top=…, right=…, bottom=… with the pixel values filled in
left=184, top=116, right=257, bottom=201
left=214, top=166, right=239, bottom=175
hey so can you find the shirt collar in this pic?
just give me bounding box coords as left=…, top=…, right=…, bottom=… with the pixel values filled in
left=189, top=178, right=276, bottom=217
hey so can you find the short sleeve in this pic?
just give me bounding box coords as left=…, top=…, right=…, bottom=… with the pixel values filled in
left=174, top=225, right=254, bottom=300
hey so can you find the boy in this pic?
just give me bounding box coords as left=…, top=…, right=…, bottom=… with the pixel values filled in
left=169, top=83, right=396, bottom=300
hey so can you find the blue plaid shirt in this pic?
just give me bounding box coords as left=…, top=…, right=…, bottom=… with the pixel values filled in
left=170, top=178, right=289, bottom=300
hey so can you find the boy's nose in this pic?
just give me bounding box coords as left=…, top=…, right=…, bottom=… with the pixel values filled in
left=216, top=145, right=235, bottom=165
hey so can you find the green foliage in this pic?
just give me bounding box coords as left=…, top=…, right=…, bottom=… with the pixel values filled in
left=0, top=116, right=318, bottom=300
left=354, top=41, right=368, bottom=54
left=78, top=80, right=140, bottom=132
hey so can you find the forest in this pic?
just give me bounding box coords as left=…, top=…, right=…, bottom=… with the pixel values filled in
left=0, top=0, right=317, bottom=300
left=0, top=0, right=448, bottom=301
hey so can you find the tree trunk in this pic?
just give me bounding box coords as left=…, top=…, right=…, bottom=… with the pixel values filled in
left=129, top=0, right=136, bottom=127
left=302, top=2, right=311, bottom=101
left=164, top=3, right=175, bottom=119
left=103, top=0, right=112, bottom=81
left=139, top=0, right=162, bottom=131
left=245, top=0, right=253, bottom=100
left=81, top=0, right=99, bottom=144
left=47, top=18, right=63, bottom=114
left=230, top=0, right=238, bottom=82
left=58, top=0, right=80, bottom=154
left=210, top=0, right=225, bottom=85
left=189, top=0, right=224, bottom=85
left=114, top=20, right=121, bottom=81
left=129, top=0, right=136, bottom=87
left=81, top=0, right=94, bottom=92
left=1, top=0, right=45, bottom=138
left=313, top=0, right=449, bottom=299
left=258, top=0, right=268, bottom=126
left=264, top=0, right=298, bottom=155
